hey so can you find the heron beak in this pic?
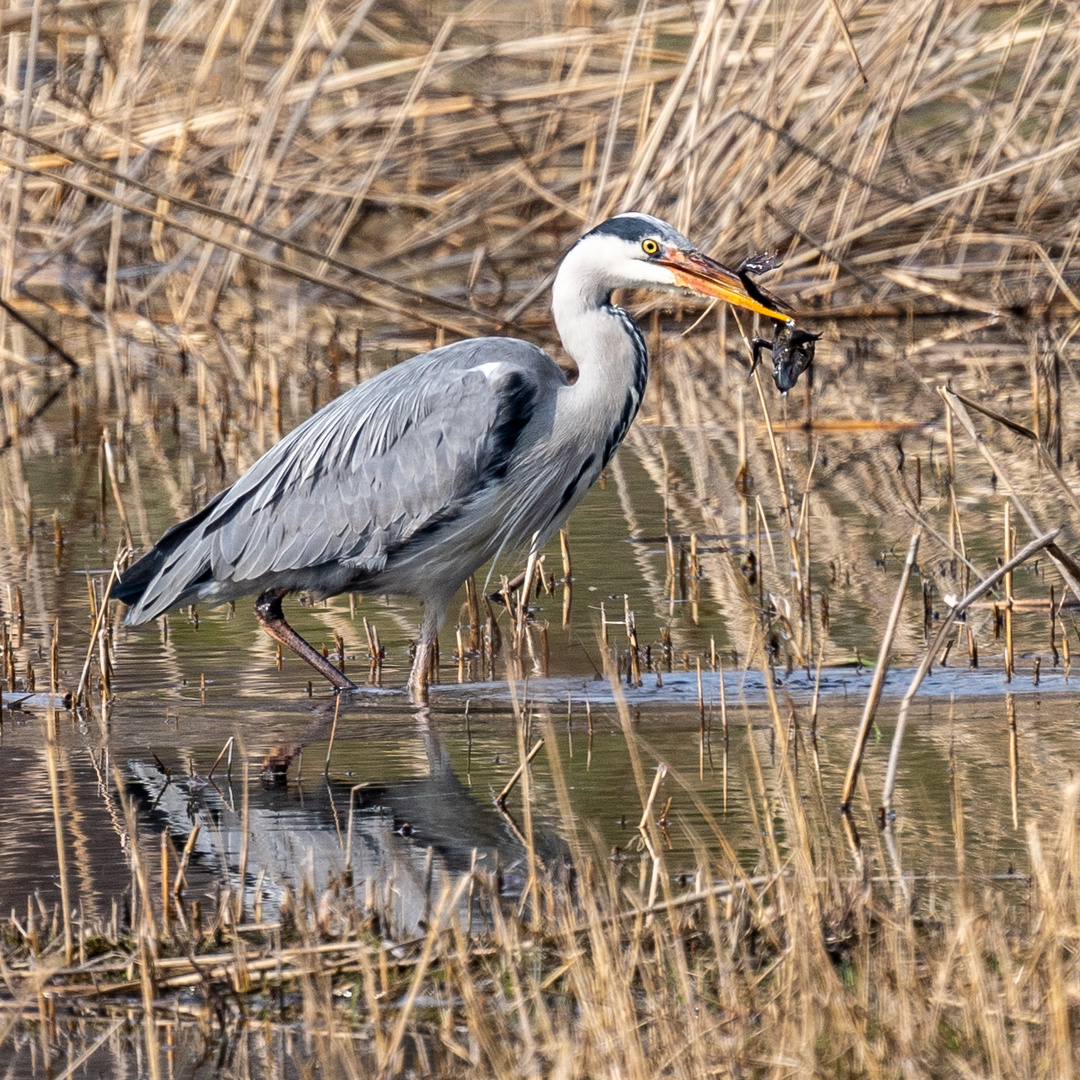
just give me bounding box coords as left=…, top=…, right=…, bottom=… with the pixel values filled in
left=660, top=249, right=791, bottom=323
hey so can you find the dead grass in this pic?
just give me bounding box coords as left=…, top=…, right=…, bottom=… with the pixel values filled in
left=4, top=707, right=1080, bottom=1078
left=2, top=1, right=1080, bottom=1075
left=0, top=0, right=1077, bottom=394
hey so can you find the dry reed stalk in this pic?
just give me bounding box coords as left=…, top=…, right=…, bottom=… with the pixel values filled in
left=43, top=712, right=72, bottom=966
left=100, top=430, right=132, bottom=547
left=495, top=736, right=543, bottom=809
left=1005, top=501, right=1015, bottom=682
left=49, top=616, right=58, bottom=694
left=943, top=388, right=1080, bottom=604
left=840, top=528, right=920, bottom=810
left=159, top=830, right=169, bottom=938
left=464, top=575, right=480, bottom=652
left=514, top=706, right=542, bottom=929
left=513, top=547, right=540, bottom=655
left=1049, top=584, right=1059, bottom=665
left=882, top=527, right=1061, bottom=815
left=323, top=692, right=341, bottom=776
left=1007, top=693, right=1019, bottom=831
left=624, top=597, right=641, bottom=687
left=172, top=824, right=200, bottom=901
left=205, top=735, right=233, bottom=781
left=948, top=385, right=1080, bottom=520
left=636, top=762, right=667, bottom=839
left=75, top=548, right=124, bottom=706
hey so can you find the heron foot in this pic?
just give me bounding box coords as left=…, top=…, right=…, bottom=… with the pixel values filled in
left=255, top=588, right=359, bottom=692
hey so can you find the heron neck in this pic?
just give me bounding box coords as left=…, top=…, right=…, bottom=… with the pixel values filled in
left=553, top=295, right=649, bottom=457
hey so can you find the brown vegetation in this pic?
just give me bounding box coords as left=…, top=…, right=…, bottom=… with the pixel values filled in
left=2, top=0, right=1080, bottom=1076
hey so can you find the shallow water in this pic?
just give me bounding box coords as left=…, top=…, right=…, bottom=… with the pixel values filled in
left=0, top=685, right=1072, bottom=1075
left=3, top=312, right=1080, bottom=938
left=3, top=310, right=1080, bottom=1080
left=2, top=656, right=1073, bottom=919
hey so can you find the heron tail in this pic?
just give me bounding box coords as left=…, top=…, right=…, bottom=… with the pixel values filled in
left=112, top=493, right=225, bottom=623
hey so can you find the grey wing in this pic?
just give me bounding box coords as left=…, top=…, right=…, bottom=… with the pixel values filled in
left=123, top=338, right=564, bottom=620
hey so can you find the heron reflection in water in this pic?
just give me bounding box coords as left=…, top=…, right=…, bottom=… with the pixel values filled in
left=113, top=213, right=795, bottom=700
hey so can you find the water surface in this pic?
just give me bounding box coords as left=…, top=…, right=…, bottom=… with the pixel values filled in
left=2, top=314, right=1077, bottom=939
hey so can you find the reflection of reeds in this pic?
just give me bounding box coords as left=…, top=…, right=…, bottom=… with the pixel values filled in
left=11, top=697, right=1080, bottom=1075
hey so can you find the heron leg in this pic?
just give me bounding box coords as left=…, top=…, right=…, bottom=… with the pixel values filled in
left=255, top=588, right=358, bottom=692
left=408, top=602, right=443, bottom=703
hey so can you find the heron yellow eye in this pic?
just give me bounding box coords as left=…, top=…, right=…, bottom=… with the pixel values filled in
left=641, top=238, right=660, bottom=256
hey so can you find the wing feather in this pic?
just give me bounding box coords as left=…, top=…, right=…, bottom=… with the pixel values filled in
left=121, top=338, right=566, bottom=621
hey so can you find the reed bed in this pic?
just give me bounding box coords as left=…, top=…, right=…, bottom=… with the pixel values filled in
left=0, top=0, right=1076, bottom=412
left=4, top=702, right=1080, bottom=1079
left=0, top=0, right=1075, bottom=683
left=2, top=0, right=1080, bottom=1075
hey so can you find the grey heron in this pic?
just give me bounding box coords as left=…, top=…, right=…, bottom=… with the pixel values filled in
left=113, top=213, right=791, bottom=699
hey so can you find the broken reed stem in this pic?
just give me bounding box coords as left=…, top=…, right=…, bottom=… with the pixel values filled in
left=559, top=529, right=572, bottom=581
left=625, top=597, right=641, bottom=687
left=637, top=762, right=667, bottom=836
left=514, top=544, right=541, bottom=653
left=496, top=737, right=544, bottom=808
left=206, top=736, right=235, bottom=781
left=559, top=529, right=573, bottom=626
left=236, top=758, right=250, bottom=923
left=76, top=547, right=126, bottom=706
left=465, top=575, right=480, bottom=651
left=882, top=527, right=1061, bottom=815
left=173, top=824, right=201, bottom=899
left=840, top=529, right=921, bottom=810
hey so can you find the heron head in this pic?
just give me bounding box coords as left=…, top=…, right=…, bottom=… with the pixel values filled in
left=565, top=212, right=791, bottom=323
